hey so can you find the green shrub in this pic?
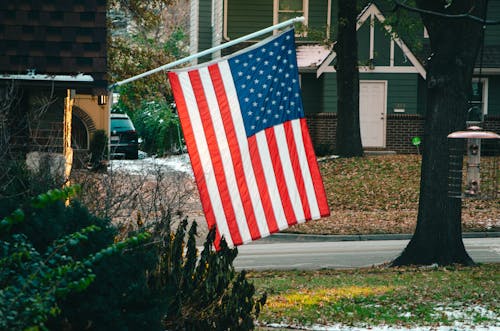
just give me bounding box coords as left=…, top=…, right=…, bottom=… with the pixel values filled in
left=150, top=216, right=267, bottom=331
left=0, top=186, right=150, bottom=331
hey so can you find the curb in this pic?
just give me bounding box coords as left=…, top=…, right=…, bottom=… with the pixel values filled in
left=254, top=231, right=500, bottom=244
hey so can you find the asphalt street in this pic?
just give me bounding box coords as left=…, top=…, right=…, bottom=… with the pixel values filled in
left=233, top=236, right=500, bottom=270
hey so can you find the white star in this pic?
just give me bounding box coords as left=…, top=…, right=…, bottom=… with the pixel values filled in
left=286, top=35, right=290, bottom=40
left=245, top=97, right=250, bottom=102
left=271, top=100, right=276, bottom=105
left=247, top=111, right=253, bottom=115
left=283, top=59, right=288, bottom=64
left=262, top=84, right=267, bottom=89
left=274, top=42, right=279, bottom=46
left=261, top=48, right=266, bottom=53
left=264, top=61, right=269, bottom=65
left=276, top=91, right=281, bottom=96
left=248, top=53, right=253, bottom=58
left=287, top=87, right=292, bottom=91
left=280, top=82, right=285, bottom=87
left=286, top=110, right=291, bottom=114
left=256, top=57, right=261, bottom=62
left=260, top=107, right=265, bottom=111
left=272, top=65, right=277, bottom=70
left=267, top=109, right=272, bottom=114
left=259, top=70, right=264, bottom=75
left=235, top=59, right=240, bottom=63
left=238, top=71, right=243, bottom=76
left=267, top=75, right=272, bottom=80
left=287, top=49, right=292, bottom=54
left=251, top=66, right=256, bottom=71
left=254, top=79, right=259, bottom=84
left=256, top=116, right=260, bottom=120
left=290, top=101, right=295, bottom=106
left=269, top=51, right=274, bottom=56
left=243, top=62, right=248, bottom=67
left=279, top=105, right=284, bottom=110
left=278, top=68, right=283, bottom=73
left=252, top=102, right=258, bottom=107
left=277, top=56, right=281, bottom=60
left=274, top=78, right=279, bottom=82
left=285, top=73, right=290, bottom=78
left=281, top=45, right=286, bottom=50
left=258, top=93, right=263, bottom=98
left=246, top=75, right=251, bottom=80
left=263, top=118, right=267, bottom=123
left=274, top=114, right=279, bottom=119
left=284, top=96, right=288, bottom=100
left=292, top=79, right=297, bottom=83
left=241, top=84, right=246, bottom=88
left=250, top=88, right=255, bottom=93
left=251, top=125, right=255, bottom=130
left=295, top=93, right=299, bottom=97
left=290, top=64, right=294, bottom=69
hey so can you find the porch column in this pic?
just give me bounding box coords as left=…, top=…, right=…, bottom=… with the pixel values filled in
left=63, top=89, right=74, bottom=183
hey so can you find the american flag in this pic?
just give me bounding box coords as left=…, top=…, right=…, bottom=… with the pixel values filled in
left=168, top=28, right=329, bottom=247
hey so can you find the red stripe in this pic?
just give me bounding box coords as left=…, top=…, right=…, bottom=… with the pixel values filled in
left=208, top=64, right=262, bottom=241
left=300, top=119, right=330, bottom=217
left=265, top=128, right=297, bottom=226
left=283, top=121, right=311, bottom=221
left=167, top=72, right=219, bottom=237
left=248, top=135, right=279, bottom=233
left=188, top=70, right=244, bottom=246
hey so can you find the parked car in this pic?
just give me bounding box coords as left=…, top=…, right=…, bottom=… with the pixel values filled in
left=110, top=113, right=139, bottom=159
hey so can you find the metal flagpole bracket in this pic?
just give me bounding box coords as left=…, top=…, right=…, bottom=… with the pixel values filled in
left=108, top=16, right=305, bottom=90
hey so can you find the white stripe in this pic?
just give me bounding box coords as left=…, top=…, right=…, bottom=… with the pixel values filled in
left=273, top=123, right=305, bottom=221
left=177, top=72, right=234, bottom=247
left=218, top=62, right=270, bottom=238
left=198, top=67, right=252, bottom=243
left=292, top=119, right=320, bottom=219
left=255, top=131, right=289, bottom=231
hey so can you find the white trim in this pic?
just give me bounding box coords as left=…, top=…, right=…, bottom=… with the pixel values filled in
left=471, top=77, right=489, bottom=115
left=390, top=39, right=394, bottom=66
left=273, top=0, right=308, bottom=35
left=190, top=0, right=199, bottom=61
left=212, top=0, right=223, bottom=59
left=333, top=3, right=426, bottom=79
left=369, top=15, right=374, bottom=60
left=317, top=50, right=336, bottom=77
left=0, top=73, right=94, bottom=82
left=474, top=68, right=500, bottom=75
left=321, top=66, right=421, bottom=74
left=326, top=0, right=331, bottom=40
left=223, top=0, right=229, bottom=40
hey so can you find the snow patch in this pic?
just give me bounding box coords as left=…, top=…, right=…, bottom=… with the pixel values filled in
left=109, top=154, right=193, bottom=176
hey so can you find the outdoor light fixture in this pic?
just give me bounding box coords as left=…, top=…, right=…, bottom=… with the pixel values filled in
left=97, top=94, right=108, bottom=105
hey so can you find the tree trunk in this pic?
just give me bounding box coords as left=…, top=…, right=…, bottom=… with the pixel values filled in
left=392, top=0, right=486, bottom=266
left=334, top=0, right=363, bottom=157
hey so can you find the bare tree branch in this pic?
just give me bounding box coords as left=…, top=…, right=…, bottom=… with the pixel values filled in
left=394, top=0, right=500, bottom=25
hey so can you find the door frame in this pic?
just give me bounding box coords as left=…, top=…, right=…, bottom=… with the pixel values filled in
left=359, top=80, right=387, bottom=148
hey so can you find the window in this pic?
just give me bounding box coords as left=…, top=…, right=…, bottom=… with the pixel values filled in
left=468, top=78, right=488, bottom=122
left=273, top=0, right=308, bottom=35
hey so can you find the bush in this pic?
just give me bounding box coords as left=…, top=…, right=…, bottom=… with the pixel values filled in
left=0, top=186, right=150, bottom=331
left=150, top=216, right=266, bottom=331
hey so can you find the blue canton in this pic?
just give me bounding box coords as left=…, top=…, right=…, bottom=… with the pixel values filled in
left=228, top=29, right=304, bottom=138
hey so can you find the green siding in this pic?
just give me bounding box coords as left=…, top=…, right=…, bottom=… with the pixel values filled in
left=198, top=0, right=212, bottom=63
left=357, top=22, right=370, bottom=64
left=322, top=73, right=337, bottom=113
left=488, top=76, right=500, bottom=116
left=305, top=0, right=330, bottom=41
left=485, top=0, right=500, bottom=46
left=394, top=42, right=412, bottom=67
left=318, top=72, right=420, bottom=115
left=301, top=74, right=324, bottom=114
left=374, top=20, right=390, bottom=66
left=226, top=0, right=273, bottom=39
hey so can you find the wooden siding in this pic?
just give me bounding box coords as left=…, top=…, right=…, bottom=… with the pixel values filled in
left=226, top=0, right=273, bottom=39
left=357, top=22, right=370, bottom=64
left=301, top=73, right=324, bottom=114
left=374, top=20, right=390, bottom=66
left=198, top=0, right=213, bottom=62
left=305, top=0, right=332, bottom=40
left=488, top=76, right=500, bottom=116
left=317, top=72, right=420, bottom=115
left=485, top=0, right=500, bottom=46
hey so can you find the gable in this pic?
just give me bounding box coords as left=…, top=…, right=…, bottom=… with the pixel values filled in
left=318, top=3, right=426, bottom=79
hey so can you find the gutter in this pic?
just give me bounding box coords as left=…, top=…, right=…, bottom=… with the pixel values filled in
left=0, top=73, right=94, bottom=82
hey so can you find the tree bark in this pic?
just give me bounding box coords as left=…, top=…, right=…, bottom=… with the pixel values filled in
left=334, top=0, right=364, bottom=157
left=392, top=0, right=486, bottom=266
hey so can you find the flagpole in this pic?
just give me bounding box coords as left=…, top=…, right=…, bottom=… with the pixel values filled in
left=109, top=16, right=305, bottom=90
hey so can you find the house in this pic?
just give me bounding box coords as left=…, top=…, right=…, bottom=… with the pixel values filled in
left=189, top=0, right=500, bottom=153
left=0, top=0, right=109, bottom=168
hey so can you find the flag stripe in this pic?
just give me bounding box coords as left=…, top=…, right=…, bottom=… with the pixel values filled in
left=290, top=119, right=320, bottom=219
left=176, top=71, right=235, bottom=247
left=216, top=62, right=272, bottom=237
left=274, top=123, right=306, bottom=223
left=283, top=120, right=311, bottom=222
left=198, top=67, right=255, bottom=243
left=248, top=134, right=281, bottom=232
left=168, top=71, right=222, bottom=241
left=300, top=119, right=330, bottom=217
left=188, top=70, right=245, bottom=245
left=256, top=130, right=290, bottom=230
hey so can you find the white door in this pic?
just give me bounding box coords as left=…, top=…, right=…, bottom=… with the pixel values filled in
left=359, top=81, right=387, bottom=148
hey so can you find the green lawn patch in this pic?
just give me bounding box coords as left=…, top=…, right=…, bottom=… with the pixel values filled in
left=250, top=264, right=500, bottom=328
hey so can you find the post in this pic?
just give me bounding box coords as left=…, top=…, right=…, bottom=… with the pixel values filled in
left=63, top=89, right=74, bottom=184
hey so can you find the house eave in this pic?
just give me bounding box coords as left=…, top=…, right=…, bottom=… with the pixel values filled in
left=0, top=73, right=95, bottom=82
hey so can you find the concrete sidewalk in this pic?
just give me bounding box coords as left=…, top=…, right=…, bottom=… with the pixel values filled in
left=254, top=231, right=500, bottom=244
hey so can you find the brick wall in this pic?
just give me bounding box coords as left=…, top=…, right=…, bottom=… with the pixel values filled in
left=306, top=113, right=500, bottom=155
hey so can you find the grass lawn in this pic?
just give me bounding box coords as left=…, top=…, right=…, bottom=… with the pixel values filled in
left=250, top=264, right=500, bottom=329
left=288, top=155, right=499, bottom=235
